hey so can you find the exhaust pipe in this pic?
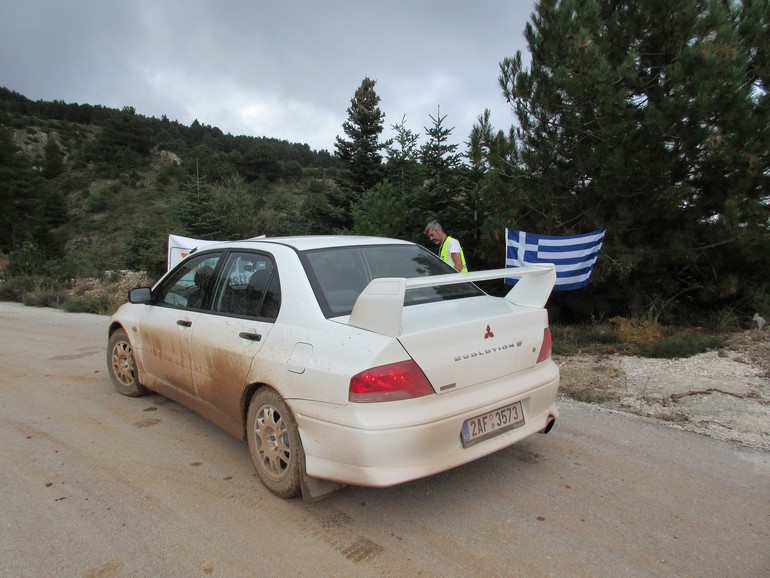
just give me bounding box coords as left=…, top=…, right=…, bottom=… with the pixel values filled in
left=540, top=414, right=556, bottom=434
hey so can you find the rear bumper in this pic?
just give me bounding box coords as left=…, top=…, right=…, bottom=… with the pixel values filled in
left=292, top=361, right=559, bottom=487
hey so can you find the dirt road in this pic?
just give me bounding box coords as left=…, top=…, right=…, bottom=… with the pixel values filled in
left=1, top=302, right=768, bottom=577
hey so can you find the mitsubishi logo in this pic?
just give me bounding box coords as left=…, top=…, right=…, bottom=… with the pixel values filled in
left=483, top=325, right=494, bottom=339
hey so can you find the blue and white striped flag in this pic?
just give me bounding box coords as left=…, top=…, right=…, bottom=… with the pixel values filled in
left=505, top=229, right=606, bottom=291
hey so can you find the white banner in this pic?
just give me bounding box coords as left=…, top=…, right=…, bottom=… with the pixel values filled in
left=167, top=234, right=266, bottom=270
left=166, top=235, right=224, bottom=270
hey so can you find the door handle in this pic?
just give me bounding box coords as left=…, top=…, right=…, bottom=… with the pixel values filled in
left=177, top=320, right=192, bottom=327
left=239, top=332, right=262, bottom=342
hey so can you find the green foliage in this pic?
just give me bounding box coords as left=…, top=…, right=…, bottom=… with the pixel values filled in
left=63, top=238, right=121, bottom=279
left=257, top=194, right=308, bottom=236
left=210, top=173, right=262, bottom=238
left=6, top=242, right=48, bottom=277
left=89, top=106, right=154, bottom=171
left=332, top=78, right=390, bottom=229
left=639, top=332, right=726, bottom=359
left=470, top=0, right=770, bottom=322
left=23, top=287, right=69, bottom=308
left=420, top=106, right=462, bottom=196
left=0, top=127, right=47, bottom=252
left=86, top=181, right=121, bottom=213
left=176, top=170, right=228, bottom=239
left=352, top=180, right=409, bottom=238
left=551, top=323, right=620, bottom=356
left=42, top=134, right=64, bottom=178
left=411, top=107, right=470, bottom=241
left=385, top=115, right=421, bottom=187
left=569, top=388, right=618, bottom=405
left=62, top=293, right=111, bottom=314
left=301, top=192, right=342, bottom=235
left=0, top=275, right=58, bottom=302
left=703, top=307, right=742, bottom=333
left=124, top=225, right=166, bottom=277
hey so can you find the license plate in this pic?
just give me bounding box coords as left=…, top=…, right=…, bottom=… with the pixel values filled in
left=461, top=401, right=525, bottom=448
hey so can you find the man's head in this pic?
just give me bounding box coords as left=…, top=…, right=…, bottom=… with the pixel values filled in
left=424, top=221, right=446, bottom=245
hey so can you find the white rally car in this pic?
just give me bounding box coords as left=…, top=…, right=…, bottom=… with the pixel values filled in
left=107, top=236, right=559, bottom=499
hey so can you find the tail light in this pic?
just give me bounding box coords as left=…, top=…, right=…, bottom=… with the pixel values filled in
left=349, top=360, right=434, bottom=403
left=536, top=327, right=552, bottom=363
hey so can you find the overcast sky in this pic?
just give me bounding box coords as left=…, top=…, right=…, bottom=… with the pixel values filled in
left=0, top=0, right=535, bottom=152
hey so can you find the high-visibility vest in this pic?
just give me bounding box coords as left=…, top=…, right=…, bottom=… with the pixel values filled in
left=439, top=236, right=468, bottom=272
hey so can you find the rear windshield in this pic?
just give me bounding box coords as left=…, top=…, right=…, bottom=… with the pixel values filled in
left=302, top=244, right=483, bottom=317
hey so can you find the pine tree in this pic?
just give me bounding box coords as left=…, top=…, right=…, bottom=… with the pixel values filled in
left=332, top=78, right=390, bottom=230
left=352, top=180, right=409, bottom=238
left=176, top=162, right=227, bottom=239
left=471, top=0, right=770, bottom=321
left=384, top=115, right=422, bottom=197
left=420, top=106, right=461, bottom=188
left=210, top=173, right=261, bottom=239
left=42, top=134, right=64, bottom=179
left=418, top=107, right=466, bottom=244
left=0, top=127, right=45, bottom=252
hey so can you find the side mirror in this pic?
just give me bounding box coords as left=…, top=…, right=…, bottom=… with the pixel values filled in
left=128, top=287, right=152, bottom=304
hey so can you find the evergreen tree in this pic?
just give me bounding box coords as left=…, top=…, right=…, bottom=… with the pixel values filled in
left=89, top=106, right=154, bottom=173
left=471, top=0, right=770, bottom=321
left=418, top=107, right=467, bottom=244
left=420, top=106, right=462, bottom=189
left=0, top=127, right=45, bottom=252
left=257, top=194, right=308, bottom=236
left=352, top=180, right=409, bottom=238
left=385, top=115, right=422, bottom=196
left=176, top=163, right=227, bottom=239
left=42, top=134, right=64, bottom=179
left=124, top=224, right=166, bottom=276
left=301, top=182, right=344, bottom=235
left=332, top=77, right=390, bottom=230
left=210, top=173, right=261, bottom=239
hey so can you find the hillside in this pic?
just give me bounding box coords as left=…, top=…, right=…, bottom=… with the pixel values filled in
left=0, top=87, right=343, bottom=277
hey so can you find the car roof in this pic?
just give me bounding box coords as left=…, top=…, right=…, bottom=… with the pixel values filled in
left=199, top=235, right=414, bottom=253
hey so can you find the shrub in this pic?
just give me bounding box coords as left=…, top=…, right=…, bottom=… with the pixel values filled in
left=22, top=288, right=68, bottom=307
left=62, top=294, right=111, bottom=314
left=551, top=323, right=620, bottom=355
left=569, top=388, right=618, bottom=404
left=6, top=242, right=48, bottom=277
left=704, top=307, right=741, bottom=332
left=0, top=276, right=62, bottom=302
left=639, top=332, right=725, bottom=359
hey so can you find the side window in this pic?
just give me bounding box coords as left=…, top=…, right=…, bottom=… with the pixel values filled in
left=213, top=252, right=281, bottom=321
left=154, top=253, right=222, bottom=310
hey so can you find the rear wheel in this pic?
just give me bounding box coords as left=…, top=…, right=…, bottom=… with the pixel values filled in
left=246, top=388, right=303, bottom=498
left=107, top=329, right=147, bottom=397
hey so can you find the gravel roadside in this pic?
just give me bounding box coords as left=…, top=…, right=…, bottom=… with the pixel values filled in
left=556, top=331, right=770, bottom=450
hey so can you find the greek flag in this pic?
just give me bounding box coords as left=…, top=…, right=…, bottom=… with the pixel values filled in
left=505, top=229, right=605, bottom=291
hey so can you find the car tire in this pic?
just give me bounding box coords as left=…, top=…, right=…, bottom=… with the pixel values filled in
left=247, top=388, right=303, bottom=498
left=107, top=328, right=148, bottom=397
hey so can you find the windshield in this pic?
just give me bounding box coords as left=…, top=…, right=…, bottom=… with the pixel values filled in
left=302, top=244, right=483, bottom=317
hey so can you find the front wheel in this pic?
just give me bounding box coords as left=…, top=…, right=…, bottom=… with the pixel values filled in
left=107, top=328, right=148, bottom=397
left=246, top=388, right=303, bottom=498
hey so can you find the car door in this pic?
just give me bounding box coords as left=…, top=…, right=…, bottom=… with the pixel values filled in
left=139, top=252, right=223, bottom=397
left=189, top=251, right=282, bottom=430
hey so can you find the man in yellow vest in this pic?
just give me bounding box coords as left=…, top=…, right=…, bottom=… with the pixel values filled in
left=424, top=221, right=468, bottom=272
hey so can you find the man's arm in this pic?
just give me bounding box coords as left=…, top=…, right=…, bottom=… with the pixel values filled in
left=450, top=252, right=463, bottom=272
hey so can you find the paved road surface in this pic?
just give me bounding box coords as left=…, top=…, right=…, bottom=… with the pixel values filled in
left=1, top=302, right=768, bottom=577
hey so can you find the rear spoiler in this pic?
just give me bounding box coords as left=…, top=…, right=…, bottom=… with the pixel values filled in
left=348, top=265, right=556, bottom=337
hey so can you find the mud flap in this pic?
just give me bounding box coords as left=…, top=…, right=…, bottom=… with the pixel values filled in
left=300, top=469, right=347, bottom=502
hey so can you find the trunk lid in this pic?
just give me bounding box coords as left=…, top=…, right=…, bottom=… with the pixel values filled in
left=397, top=296, right=548, bottom=394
